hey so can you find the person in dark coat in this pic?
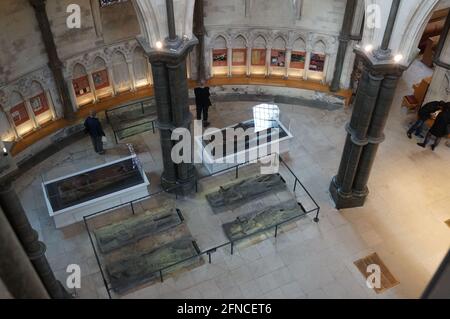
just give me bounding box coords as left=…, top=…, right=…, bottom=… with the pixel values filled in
left=84, top=110, right=106, bottom=154
left=407, top=100, right=446, bottom=138
left=417, top=106, right=450, bottom=151
left=194, top=80, right=212, bottom=127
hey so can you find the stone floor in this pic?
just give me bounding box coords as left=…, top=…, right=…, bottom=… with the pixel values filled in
left=12, top=60, right=450, bottom=299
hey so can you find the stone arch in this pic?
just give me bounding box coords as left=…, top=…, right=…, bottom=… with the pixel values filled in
left=213, top=35, right=228, bottom=49
left=272, top=36, right=287, bottom=50
left=92, top=56, right=108, bottom=72
left=133, top=46, right=150, bottom=86
left=233, top=34, right=248, bottom=48
left=312, top=40, right=327, bottom=54
left=112, top=50, right=131, bottom=91
left=292, top=36, right=307, bottom=51
left=252, top=34, right=268, bottom=48
left=73, top=63, right=88, bottom=79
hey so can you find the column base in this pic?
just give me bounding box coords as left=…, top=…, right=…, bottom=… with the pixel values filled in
left=161, top=169, right=197, bottom=196
left=329, top=177, right=368, bottom=209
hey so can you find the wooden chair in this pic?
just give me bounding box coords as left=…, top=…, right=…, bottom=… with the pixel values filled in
left=401, top=77, right=432, bottom=112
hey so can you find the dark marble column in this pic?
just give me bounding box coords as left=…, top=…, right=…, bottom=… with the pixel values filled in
left=193, top=0, right=206, bottom=81
left=373, top=0, right=402, bottom=60
left=330, top=47, right=406, bottom=209
left=142, top=0, right=198, bottom=194
left=352, top=74, right=400, bottom=200
left=29, top=0, right=75, bottom=120
left=0, top=181, right=70, bottom=299
left=0, top=206, right=49, bottom=299
left=330, top=0, right=358, bottom=92
left=330, top=59, right=384, bottom=208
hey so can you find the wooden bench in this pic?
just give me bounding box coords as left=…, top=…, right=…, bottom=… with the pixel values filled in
left=402, top=77, right=432, bottom=112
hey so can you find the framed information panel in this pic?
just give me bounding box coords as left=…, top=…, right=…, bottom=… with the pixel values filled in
left=73, top=76, right=91, bottom=97
left=10, top=103, right=30, bottom=126
left=251, top=49, right=266, bottom=66
left=93, top=69, right=110, bottom=90
left=29, top=93, right=50, bottom=116
left=213, top=49, right=228, bottom=67
left=271, top=50, right=286, bottom=67
left=309, top=53, right=326, bottom=72
left=232, top=49, right=247, bottom=66
left=290, top=51, right=306, bottom=69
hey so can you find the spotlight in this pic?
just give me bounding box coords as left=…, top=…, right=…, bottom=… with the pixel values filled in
left=0, top=141, right=7, bottom=157
left=364, top=44, right=373, bottom=53
left=155, top=41, right=163, bottom=50
left=394, top=54, right=403, bottom=63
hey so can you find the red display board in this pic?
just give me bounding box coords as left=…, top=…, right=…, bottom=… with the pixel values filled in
left=271, top=50, right=286, bottom=67
left=232, top=49, right=247, bottom=66
left=29, top=93, right=50, bottom=116
left=309, top=53, right=326, bottom=72
left=10, top=103, right=30, bottom=126
left=92, top=69, right=110, bottom=90
left=251, top=49, right=266, bottom=66
left=213, top=49, right=228, bottom=67
left=73, top=76, right=91, bottom=97
left=290, top=51, right=306, bottom=69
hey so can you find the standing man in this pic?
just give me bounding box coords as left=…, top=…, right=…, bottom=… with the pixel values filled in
left=417, top=106, right=450, bottom=151
left=194, top=80, right=212, bottom=127
left=407, top=100, right=446, bottom=138
left=84, top=109, right=106, bottom=154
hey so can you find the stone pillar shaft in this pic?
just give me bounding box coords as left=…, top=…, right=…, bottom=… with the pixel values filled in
left=29, top=0, right=75, bottom=120
left=193, top=0, right=206, bottom=81
left=0, top=206, right=49, bottom=299
left=330, top=49, right=405, bottom=209
left=330, top=0, right=357, bottom=92
left=0, top=181, right=69, bottom=299
left=353, top=75, right=399, bottom=193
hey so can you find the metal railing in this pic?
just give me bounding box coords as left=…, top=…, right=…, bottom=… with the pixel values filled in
left=83, top=154, right=320, bottom=299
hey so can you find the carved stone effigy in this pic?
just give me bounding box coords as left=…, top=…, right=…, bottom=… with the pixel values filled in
left=222, top=200, right=306, bottom=242
left=206, top=174, right=286, bottom=211
left=106, top=238, right=200, bottom=294
left=94, top=208, right=183, bottom=254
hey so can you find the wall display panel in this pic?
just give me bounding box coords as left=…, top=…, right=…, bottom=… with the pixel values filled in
left=213, top=49, right=228, bottom=67
left=29, top=93, right=50, bottom=116
left=271, top=50, right=286, bottom=67
left=10, top=103, right=30, bottom=127
left=73, top=76, right=91, bottom=97
left=309, top=53, right=325, bottom=72
left=290, top=51, right=306, bottom=69
left=93, top=69, right=110, bottom=90
left=232, top=49, right=247, bottom=66
left=251, top=49, right=266, bottom=66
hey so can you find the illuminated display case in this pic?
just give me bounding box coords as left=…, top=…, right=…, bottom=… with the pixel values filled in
left=42, top=155, right=150, bottom=228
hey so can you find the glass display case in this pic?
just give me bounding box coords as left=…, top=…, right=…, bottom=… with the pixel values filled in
left=42, top=155, right=150, bottom=228
left=195, top=104, right=293, bottom=174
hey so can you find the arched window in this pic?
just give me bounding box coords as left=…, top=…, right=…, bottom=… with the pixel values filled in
left=112, top=51, right=130, bottom=92
left=72, top=64, right=91, bottom=97
left=92, top=57, right=110, bottom=91
left=133, top=47, right=149, bottom=87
